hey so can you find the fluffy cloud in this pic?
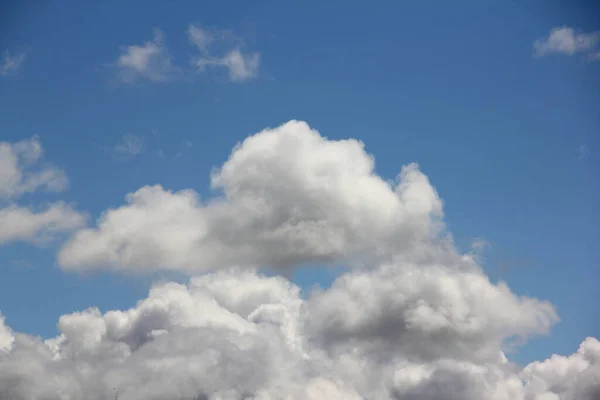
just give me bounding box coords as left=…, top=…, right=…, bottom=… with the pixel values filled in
left=534, top=26, right=600, bottom=59
left=115, top=29, right=179, bottom=84
left=188, top=24, right=260, bottom=81
left=0, top=137, right=86, bottom=245
left=0, top=266, right=595, bottom=399
left=59, top=120, right=444, bottom=273
left=521, top=337, right=600, bottom=400
left=0, top=50, right=27, bottom=76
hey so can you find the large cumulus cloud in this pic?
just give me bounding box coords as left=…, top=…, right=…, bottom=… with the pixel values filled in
left=58, top=120, right=443, bottom=273
left=1, top=121, right=598, bottom=399
left=0, top=267, right=596, bottom=399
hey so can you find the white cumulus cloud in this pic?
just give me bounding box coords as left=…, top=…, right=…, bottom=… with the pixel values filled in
left=1, top=121, right=597, bottom=398
left=58, top=120, right=444, bottom=274
left=0, top=266, right=595, bottom=399
left=521, top=337, right=600, bottom=400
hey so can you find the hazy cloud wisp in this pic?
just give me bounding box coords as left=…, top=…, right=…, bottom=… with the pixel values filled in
left=115, top=29, right=180, bottom=84
left=534, top=26, right=600, bottom=60
left=113, top=133, right=146, bottom=159
left=188, top=24, right=260, bottom=82
left=112, top=24, right=260, bottom=84
left=0, top=50, right=27, bottom=76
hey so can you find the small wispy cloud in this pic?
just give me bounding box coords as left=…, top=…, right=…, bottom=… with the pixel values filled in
left=115, top=29, right=180, bottom=84
left=157, top=139, right=196, bottom=160
left=534, top=26, right=600, bottom=60
left=470, top=238, right=489, bottom=253
left=0, top=50, right=27, bottom=76
left=113, top=133, right=145, bottom=159
left=188, top=24, right=213, bottom=54
left=104, top=132, right=194, bottom=162
left=467, top=237, right=489, bottom=264
left=188, top=24, right=260, bottom=82
left=578, top=145, right=589, bottom=160
left=111, top=25, right=260, bottom=85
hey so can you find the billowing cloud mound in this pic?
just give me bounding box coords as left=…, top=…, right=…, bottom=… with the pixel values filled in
left=306, top=262, right=558, bottom=365
left=521, top=337, right=600, bottom=400
left=59, top=120, right=443, bottom=273
left=0, top=267, right=596, bottom=399
left=2, top=121, right=597, bottom=398
left=0, top=137, right=86, bottom=245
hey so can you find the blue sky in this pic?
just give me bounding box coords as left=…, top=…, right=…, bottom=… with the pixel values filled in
left=1, top=0, right=599, bottom=374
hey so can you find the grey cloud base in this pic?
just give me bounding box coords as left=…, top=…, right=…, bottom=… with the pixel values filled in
left=0, top=121, right=598, bottom=399
left=0, top=267, right=597, bottom=399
